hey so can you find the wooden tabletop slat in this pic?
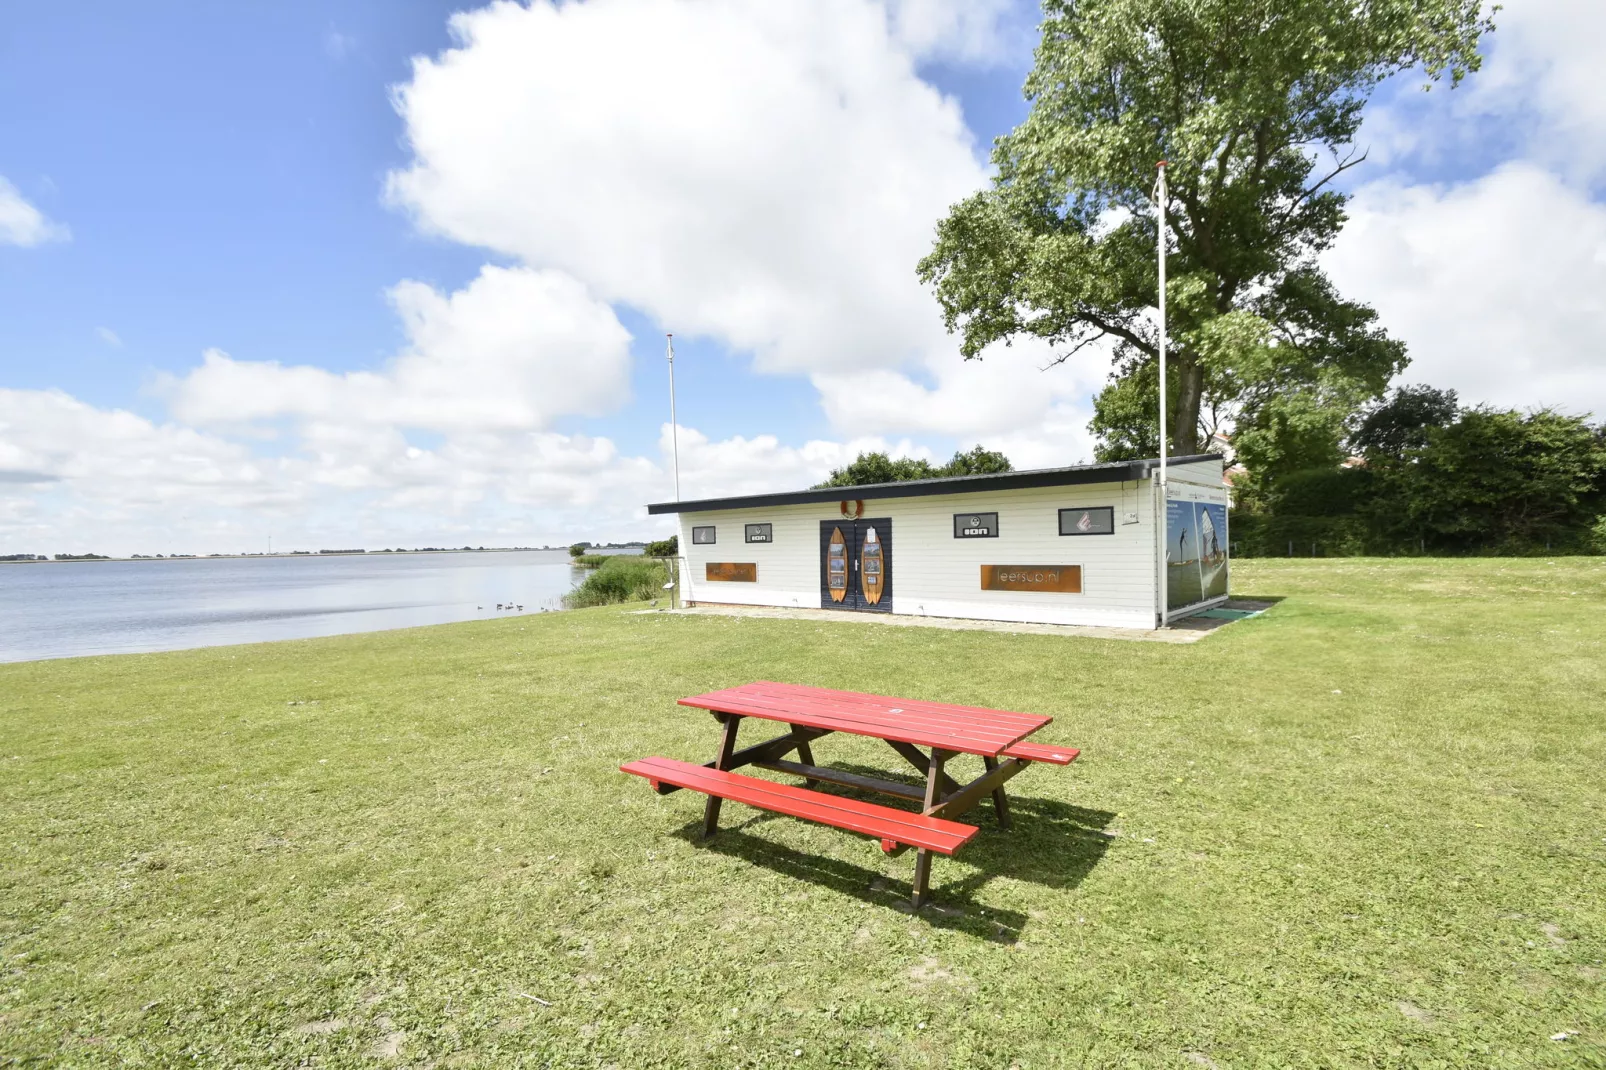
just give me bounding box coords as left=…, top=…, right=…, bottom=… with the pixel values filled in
left=698, top=682, right=1045, bottom=735
left=700, top=690, right=1024, bottom=741
left=678, top=681, right=1052, bottom=757
left=733, top=682, right=1039, bottom=733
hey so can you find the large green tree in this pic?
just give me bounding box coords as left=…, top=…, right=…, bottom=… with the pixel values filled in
left=918, top=0, right=1490, bottom=465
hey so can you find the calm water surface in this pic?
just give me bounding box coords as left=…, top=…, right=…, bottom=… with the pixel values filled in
left=0, top=551, right=598, bottom=663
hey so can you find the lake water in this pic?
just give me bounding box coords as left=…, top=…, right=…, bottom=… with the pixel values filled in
left=0, top=550, right=602, bottom=663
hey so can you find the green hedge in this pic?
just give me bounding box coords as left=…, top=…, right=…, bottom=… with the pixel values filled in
left=1230, top=513, right=1372, bottom=557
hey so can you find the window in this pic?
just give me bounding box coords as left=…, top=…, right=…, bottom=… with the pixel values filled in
left=1059, top=506, right=1115, bottom=536
left=691, top=525, right=716, bottom=545
left=745, top=523, right=773, bottom=544
left=953, top=512, right=999, bottom=538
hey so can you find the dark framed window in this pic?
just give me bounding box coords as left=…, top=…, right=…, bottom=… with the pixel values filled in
left=691, top=525, right=716, bottom=545
left=745, top=523, right=773, bottom=544
left=1059, top=506, right=1115, bottom=536
left=953, top=512, right=999, bottom=538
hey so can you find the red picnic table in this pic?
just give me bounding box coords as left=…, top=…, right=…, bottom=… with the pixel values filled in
left=621, top=681, right=1079, bottom=908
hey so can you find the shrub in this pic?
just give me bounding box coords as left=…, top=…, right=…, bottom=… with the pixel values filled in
left=564, top=555, right=667, bottom=608
left=643, top=535, right=678, bottom=558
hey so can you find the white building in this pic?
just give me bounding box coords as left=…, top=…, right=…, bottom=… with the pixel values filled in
left=648, top=454, right=1230, bottom=630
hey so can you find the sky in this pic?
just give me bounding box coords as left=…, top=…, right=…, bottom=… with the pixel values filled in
left=1, top=0, right=1603, bottom=556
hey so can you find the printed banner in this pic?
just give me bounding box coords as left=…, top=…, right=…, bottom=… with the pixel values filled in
left=1166, top=499, right=1229, bottom=611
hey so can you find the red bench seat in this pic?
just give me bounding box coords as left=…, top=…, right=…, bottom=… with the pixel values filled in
left=621, top=756, right=979, bottom=855
left=999, top=741, right=1080, bottom=765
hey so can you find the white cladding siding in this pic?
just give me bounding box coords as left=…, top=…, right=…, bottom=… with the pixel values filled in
left=679, top=478, right=1162, bottom=628
left=1166, top=459, right=1226, bottom=487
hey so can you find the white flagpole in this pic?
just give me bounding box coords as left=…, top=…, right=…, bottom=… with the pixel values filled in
left=1156, top=160, right=1168, bottom=486
left=666, top=333, right=681, bottom=502
left=1155, top=160, right=1169, bottom=626
left=665, top=334, right=684, bottom=609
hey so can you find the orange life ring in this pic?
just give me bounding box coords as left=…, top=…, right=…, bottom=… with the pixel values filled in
left=840, top=500, right=864, bottom=519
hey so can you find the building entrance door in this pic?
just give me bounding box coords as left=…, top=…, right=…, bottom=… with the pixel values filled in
left=819, top=519, right=893, bottom=612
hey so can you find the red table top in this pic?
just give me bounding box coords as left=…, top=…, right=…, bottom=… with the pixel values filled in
left=678, top=681, right=1051, bottom=758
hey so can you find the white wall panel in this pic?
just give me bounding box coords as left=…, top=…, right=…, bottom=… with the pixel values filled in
left=678, top=475, right=1173, bottom=628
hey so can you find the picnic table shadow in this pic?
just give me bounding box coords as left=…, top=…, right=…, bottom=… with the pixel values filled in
left=667, top=771, right=1115, bottom=942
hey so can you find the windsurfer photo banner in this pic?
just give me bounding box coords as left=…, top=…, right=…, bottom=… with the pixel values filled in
left=1165, top=496, right=1229, bottom=612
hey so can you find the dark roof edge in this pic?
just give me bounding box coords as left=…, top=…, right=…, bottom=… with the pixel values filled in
left=647, top=454, right=1223, bottom=515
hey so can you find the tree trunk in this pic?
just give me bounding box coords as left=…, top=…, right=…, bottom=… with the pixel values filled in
left=1170, top=360, right=1206, bottom=455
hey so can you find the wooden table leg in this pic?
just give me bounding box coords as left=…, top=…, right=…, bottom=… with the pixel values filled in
left=911, top=747, right=949, bottom=910
left=702, top=713, right=742, bottom=839
left=982, top=754, right=1013, bottom=830
left=789, top=723, right=819, bottom=788
left=886, top=739, right=960, bottom=797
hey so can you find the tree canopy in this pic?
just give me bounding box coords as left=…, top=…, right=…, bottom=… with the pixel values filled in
left=1232, top=385, right=1606, bottom=556
left=814, top=446, right=1013, bottom=488
left=918, top=0, right=1490, bottom=465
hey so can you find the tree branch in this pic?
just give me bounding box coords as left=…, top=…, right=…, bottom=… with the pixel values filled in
left=1039, top=332, right=1108, bottom=370
left=1273, top=146, right=1369, bottom=235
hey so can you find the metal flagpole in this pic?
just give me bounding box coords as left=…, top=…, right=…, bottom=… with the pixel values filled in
left=1155, top=160, right=1169, bottom=626
left=666, top=334, right=683, bottom=609
left=1156, top=161, right=1168, bottom=487
left=666, top=334, right=681, bottom=501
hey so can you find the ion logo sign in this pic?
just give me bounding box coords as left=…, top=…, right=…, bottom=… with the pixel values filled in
left=953, top=512, right=999, bottom=538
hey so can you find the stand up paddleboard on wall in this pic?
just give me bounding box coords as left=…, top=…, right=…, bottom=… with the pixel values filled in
left=860, top=526, right=884, bottom=605
left=827, top=526, right=848, bottom=602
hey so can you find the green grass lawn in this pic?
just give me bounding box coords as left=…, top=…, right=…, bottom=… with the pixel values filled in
left=2, top=559, right=1603, bottom=1068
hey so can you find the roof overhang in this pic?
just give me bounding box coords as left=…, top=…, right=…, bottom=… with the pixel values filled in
left=646, top=454, right=1222, bottom=515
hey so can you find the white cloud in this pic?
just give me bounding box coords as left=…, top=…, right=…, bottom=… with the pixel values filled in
left=1355, top=0, right=1606, bottom=181
left=1461, top=0, right=1606, bottom=182
left=813, top=334, right=1103, bottom=440
left=325, top=27, right=356, bottom=60
left=665, top=423, right=935, bottom=502
left=383, top=0, right=1107, bottom=458
left=1326, top=163, right=1606, bottom=417
left=885, top=0, right=1029, bottom=67
left=96, top=327, right=122, bottom=348
left=0, top=389, right=282, bottom=510
left=386, top=0, right=986, bottom=381
left=166, top=265, right=632, bottom=432
left=0, top=176, right=69, bottom=247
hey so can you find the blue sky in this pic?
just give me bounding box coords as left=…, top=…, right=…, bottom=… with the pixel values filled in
left=2, top=0, right=1602, bottom=554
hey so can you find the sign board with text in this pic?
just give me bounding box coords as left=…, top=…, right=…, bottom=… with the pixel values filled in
left=980, top=565, right=1082, bottom=593
left=706, top=562, right=758, bottom=582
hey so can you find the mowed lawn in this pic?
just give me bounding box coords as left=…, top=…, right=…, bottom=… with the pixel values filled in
left=1, top=560, right=1602, bottom=1068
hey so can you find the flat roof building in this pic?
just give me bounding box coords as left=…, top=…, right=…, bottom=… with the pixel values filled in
left=648, top=454, right=1229, bottom=630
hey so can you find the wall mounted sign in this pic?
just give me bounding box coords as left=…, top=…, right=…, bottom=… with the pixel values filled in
left=980, top=565, right=1083, bottom=593
left=706, top=562, right=757, bottom=582
left=953, top=512, right=999, bottom=538
left=1058, top=506, right=1114, bottom=536
left=691, top=525, right=717, bottom=545
left=745, top=523, right=772, bottom=543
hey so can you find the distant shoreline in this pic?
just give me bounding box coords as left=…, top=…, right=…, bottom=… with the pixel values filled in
left=0, top=547, right=646, bottom=565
